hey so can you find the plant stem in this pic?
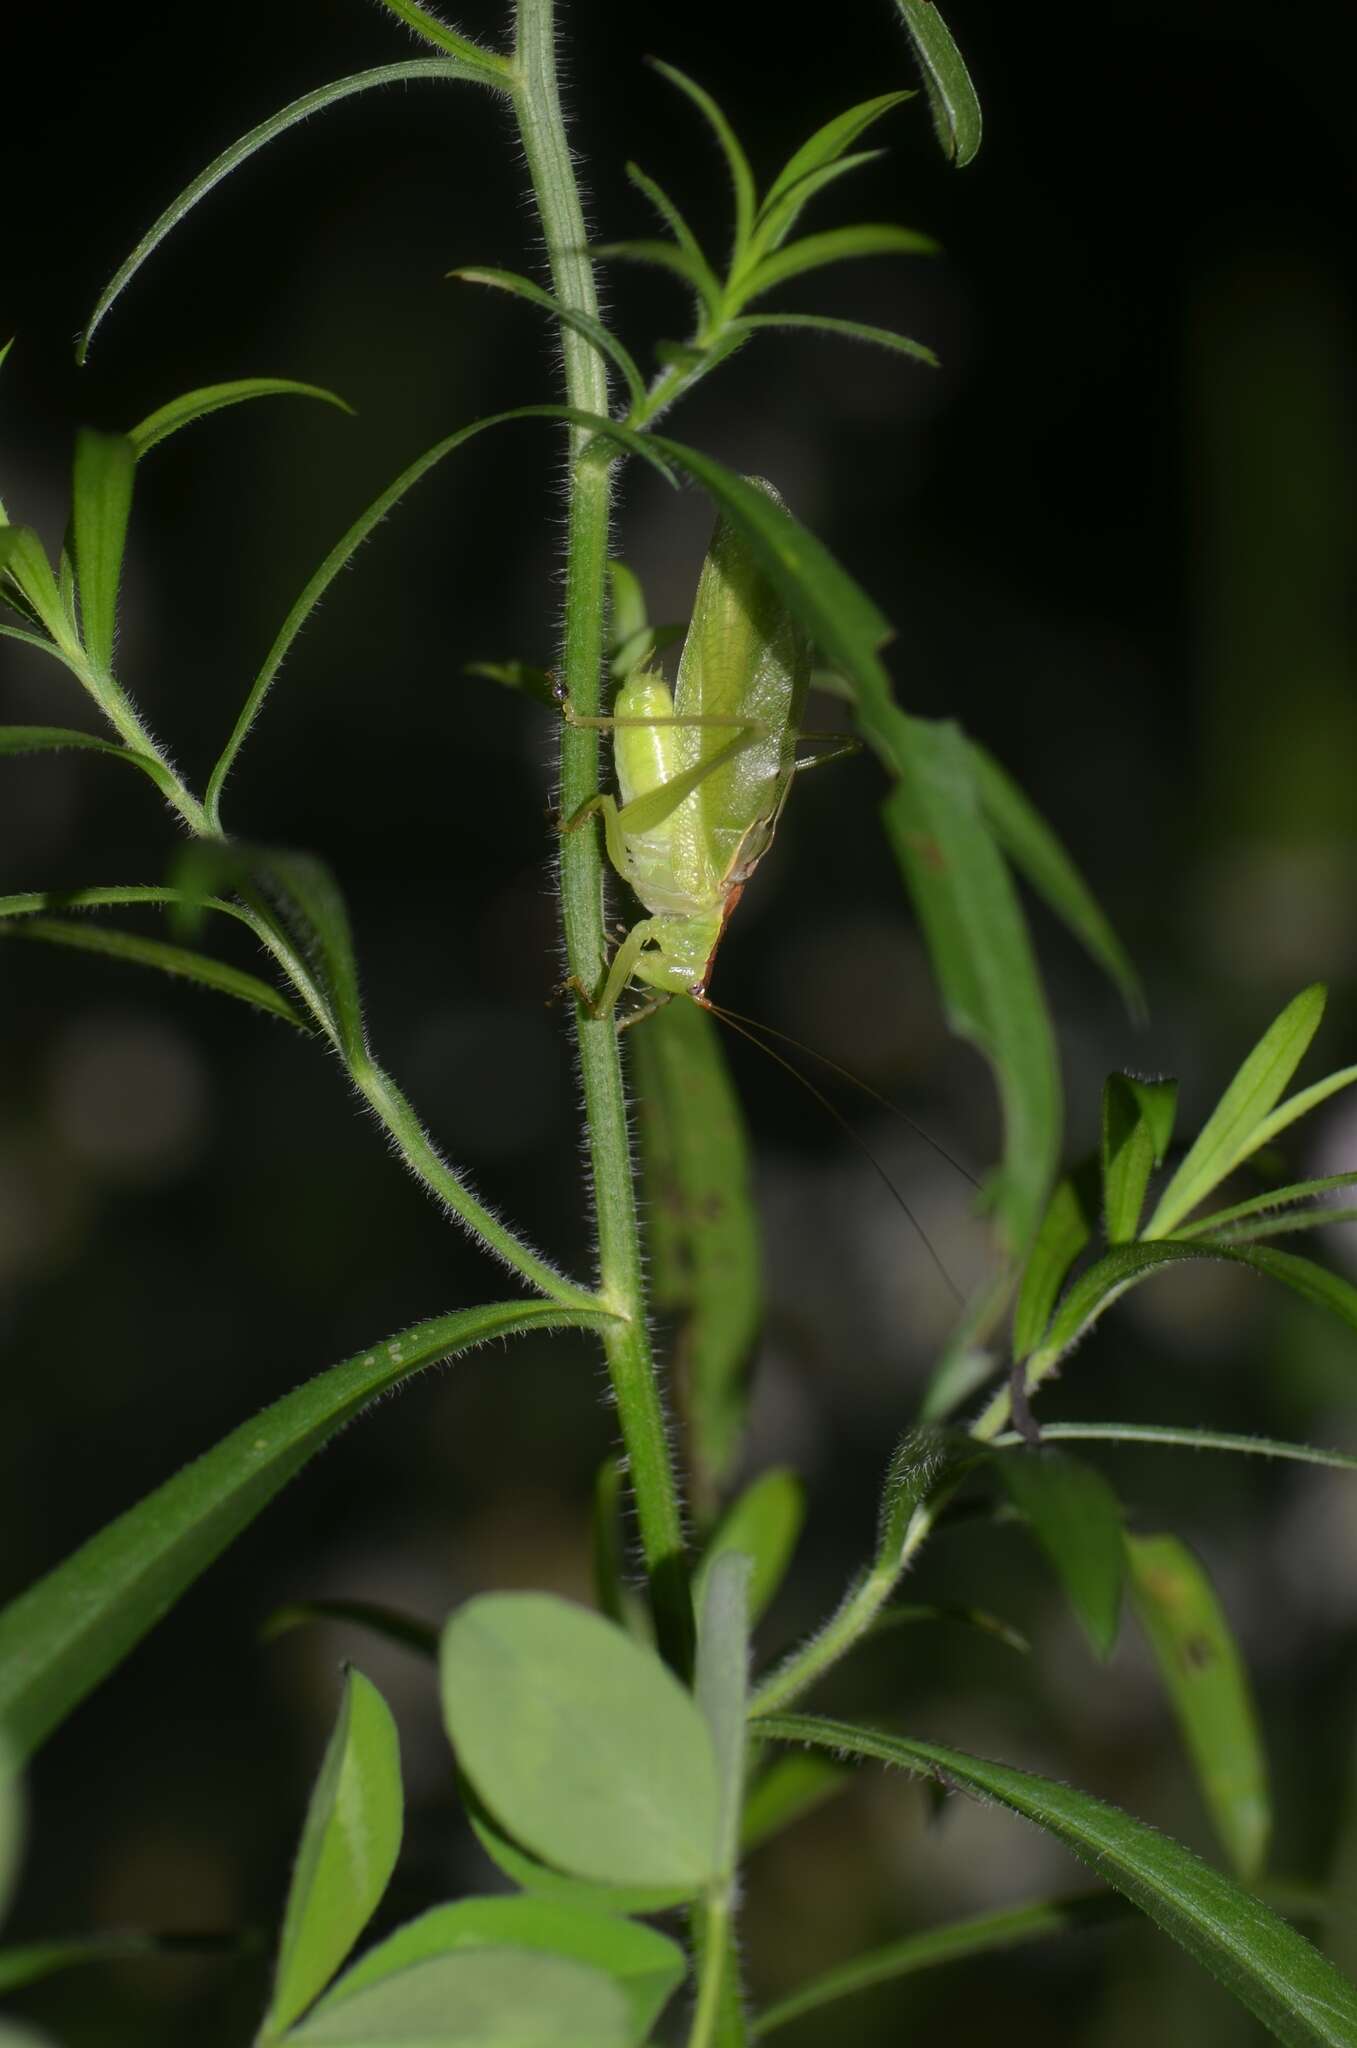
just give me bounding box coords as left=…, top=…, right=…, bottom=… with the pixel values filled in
left=688, top=1890, right=734, bottom=2048
left=512, top=0, right=692, bottom=1671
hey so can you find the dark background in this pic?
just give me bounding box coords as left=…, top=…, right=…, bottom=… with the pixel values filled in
left=3, top=1, right=1356, bottom=2040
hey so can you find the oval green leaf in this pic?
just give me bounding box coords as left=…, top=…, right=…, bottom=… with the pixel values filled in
left=285, top=1949, right=631, bottom=2046
left=440, top=1594, right=721, bottom=1892
left=309, top=1897, right=684, bottom=2045
left=264, top=1668, right=402, bottom=2037
left=762, top=1713, right=1357, bottom=2047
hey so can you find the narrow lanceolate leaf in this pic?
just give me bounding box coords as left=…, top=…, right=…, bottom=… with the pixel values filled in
left=286, top=1949, right=632, bottom=2046
left=695, top=1468, right=805, bottom=1627
left=761, top=93, right=915, bottom=220
left=871, top=1602, right=1029, bottom=1654
left=1127, top=1533, right=1270, bottom=1881
left=761, top=1714, right=1357, bottom=2047
left=882, top=719, right=1061, bottom=1256
left=176, top=841, right=363, bottom=1053
left=71, top=430, right=135, bottom=674
left=696, top=1554, right=752, bottom=1878
left=306, top=1896, right=685, bottom=2046
left=78, top=61, right=507, bottom=362
left=264, top=1670, right=402, bottom=2038
left=128, top=378, right=352, bottom=459
left=204, top=404, right=671, bottom=823
left=991, top=1448, right=1124, bottom=1657
left=1176, top=1174, right=1357, bottom=1242
left=0, top=527, right=73, bottom=648
left=261, top=1599, right=438, bottom=1659
left=727, top=312, right=938, bottom=369
left=893, top=0, right=983, bottom=166
left=1012, top=1170, right=1095, bottom=1361
left=1102, top=1073, right=1178, bottom=1243
left=733, top=224, right=938, bottom=310
left=752, top=1892, right=1124, bottom=2036
left=645, top=441, right=893, bottom=701
left=450, top=268, right=647, bottom=410
left=0, top=1302, right=609, bottom=1761
left=747, top=154, right=889, bottom=265
left=648, top=61, right=756, bottom=264
left=442, top=1597, right=721, bottom=1894
left=0, top=725, right=177, bottom=799
left=980, top=1240, right=1357, bottom=1439
left=0, top=1932, right=255, bottom=1994
left=631, top=997, right=761, bottom=1492
left=1144, top=986, right=1328, bottom=1239
left=1246, top=1064, right=1357, bottom=1157
left=0, top=916, right=307, bottom=1029
left=967, top=739, right=1144, bottom=1019
left=365, top=0, right=511, bottom=73
left=993, top=1422, right=1357, bottom=1476
left=623, top=165, right=725, bottom=322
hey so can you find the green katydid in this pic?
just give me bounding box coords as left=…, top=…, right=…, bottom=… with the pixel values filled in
left=562, top=480, right=849, bottom=1022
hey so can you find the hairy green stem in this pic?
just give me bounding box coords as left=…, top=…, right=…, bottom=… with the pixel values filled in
left=512, top=0, right=692, bottom=1671
left=688, top=1890, right=734, bottom=2048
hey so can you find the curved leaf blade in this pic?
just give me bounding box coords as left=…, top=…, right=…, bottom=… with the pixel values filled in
left=996, top=1422, right=1357, bottom=1475
left=623, top=164, right=724, bottom=322
left=440, top=1594, right=721, bottom=1892
left=734, top=224, right=937, bottom=310
left=0, top=1303, right=610, bottom=1761
left=0, top=915, right=307, bottom=1028
left=0, top=528, right=72, bottom=649
left=129, top=379, right=352, bottom=459
left=309, top=1896, right=684, bottom=2045
left=1177, top=1173, right=1357, bottom=1242
left=881, top=718, right=1060, bottom=1255
left=752, top=1891, right=1123, bottom=2037
left=265, top=1668, right=402, bottom=2037
left=1103, top=1073, right=1178, bottom=1244
left=728, top=311, right=937, bottom=368
left=992, top=1448, right=1124, bottom=1657
left=893, top=0, right=983, bottom=167
left=762, top=1713, right=1357, bottom=2047
left=648, top=61, right=756, bottom=263
left=450, top=268, right=646, bottom=410
left=1127, top=1533, right=1269, bottom=1880
left=78, top=61, right=506, bottom=362
left=1012, top=1168, right=1095, bottom=1361
left=967, top=738, right=1144, bottom=1019
left=205, top=404, right=672, bottom=821
left=762, top=92, right=915, bottom=215
left=366, top=0, right=511, bottom=73
left=0, top=724, right=177, bottom=798
left=631, top=996, right=761, bottom=1492
left=71, top=429, right=135, bottom=673
left=1144, top=986, right=1327, bottom=1239
left=261, top=1598, right=438, bottom=1658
